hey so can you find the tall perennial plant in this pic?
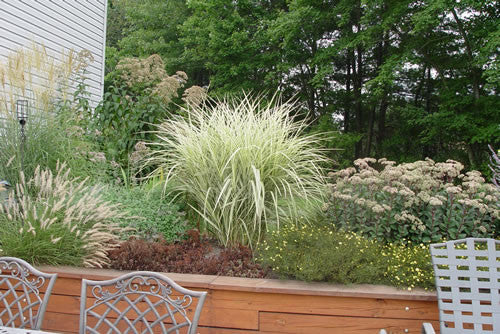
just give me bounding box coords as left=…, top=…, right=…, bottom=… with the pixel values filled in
left=147, top=95, right=328, bottom=248
left=94, top=54, right=207, bottom=166
left=0, top=42, right=92, bottom=115
left=0, top=43, right=106, bottom=185
left=326, top=158, right=499, bottom=243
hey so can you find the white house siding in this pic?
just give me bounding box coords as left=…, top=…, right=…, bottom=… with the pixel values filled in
left=0, top=0, right=107, bottom=110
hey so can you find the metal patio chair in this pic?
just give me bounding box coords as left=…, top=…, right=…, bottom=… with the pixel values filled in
left=380, top=238, right=500, bottom=334
left=79, top=271, right=207, bottom=334
left=0, top=257, right=58, bottom=329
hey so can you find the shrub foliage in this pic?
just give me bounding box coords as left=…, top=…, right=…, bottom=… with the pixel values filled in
left=257, top=224, right=435, bottom=289
left=258, top=224, right=387, bottom=284
left=100, top=185, right=189, bottom=241
left=110, top=230, right=266, bottom=278
left=382, top=241, right=434, bottom=290
left=93, top=54, right=207, bottom=166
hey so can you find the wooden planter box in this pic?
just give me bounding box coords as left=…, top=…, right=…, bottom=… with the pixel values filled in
left=35, top=266, right=439, bottom=334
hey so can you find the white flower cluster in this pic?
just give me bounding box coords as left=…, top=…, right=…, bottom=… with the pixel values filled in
left=327, top=157, right=499, bottom=241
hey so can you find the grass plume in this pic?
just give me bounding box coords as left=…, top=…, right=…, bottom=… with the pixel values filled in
left=0, top=163, right=129, bottom=267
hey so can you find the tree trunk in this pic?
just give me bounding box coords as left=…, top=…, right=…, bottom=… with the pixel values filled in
left=344, top=51, right=353, bottom=133
left=365, top=104, right=376, bottom=157
left=422, top=67, right=434, bottom=159
left=354, top=46, right=363, bottom=158
left=372, top=35, right=388, bottom=158
left=376, top=93, right=388, bottom=157
left=466, top=144, right=477, bottom=168
left=414, top=65, right=427, bottom=107
left=451, top=7, right=481, bottom=100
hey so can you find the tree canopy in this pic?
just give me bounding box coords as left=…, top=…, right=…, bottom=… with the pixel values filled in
left=106, top=0, right=499, bottom=171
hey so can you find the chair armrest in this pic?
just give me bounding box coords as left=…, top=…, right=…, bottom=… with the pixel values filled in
left=421, top=323, right=436, bottom=334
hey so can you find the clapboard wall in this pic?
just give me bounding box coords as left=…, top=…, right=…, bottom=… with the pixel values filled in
left=0, top=0, right=107, bottom=109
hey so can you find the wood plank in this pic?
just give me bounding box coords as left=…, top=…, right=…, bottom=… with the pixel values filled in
left=42, top=311, right=260, bottom=334
left=27, top=267, right=441, bottom=333
left=260, top=312, right=440, bottom=334
left=40, top=294, right=258, bottom=330
left=210, top=290, right=439, bottom=321
left=210, top=276, right=436, bottom=301
left=41, top=312, right=79, bottom=333
left=38, top=267, right=436, bottom=301
left=1, top=280, right=438, bottom=322
left=42, top=312, right=144, bottom=333
left=197, top=327, right=287, bottom=334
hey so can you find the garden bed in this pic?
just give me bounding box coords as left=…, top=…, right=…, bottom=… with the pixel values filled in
left=36, top=266, right=439, bottom=334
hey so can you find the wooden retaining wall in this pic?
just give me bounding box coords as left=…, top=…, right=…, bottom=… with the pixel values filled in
left=33, top=267, right=439, bottom=333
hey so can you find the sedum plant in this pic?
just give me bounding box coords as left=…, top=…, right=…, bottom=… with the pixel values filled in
left=147, top=95, right=328, bottom=249
left=326, top=158, right=500, bottom=243
left=0, top=163, right=128, bottom=267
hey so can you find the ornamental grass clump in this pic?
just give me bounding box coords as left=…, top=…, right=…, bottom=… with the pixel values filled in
left=0, top=42, right=91, bottom=115
left=326, top=158, right=500, bottom=243
left=147, top=95, right=328, bottom=249
left=0, top=163, right=129, bottom=267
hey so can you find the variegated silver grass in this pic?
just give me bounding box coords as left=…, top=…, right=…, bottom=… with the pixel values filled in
left=146, top=94, right=328, bottom=249
left=0, top=163, right=129, bottom=267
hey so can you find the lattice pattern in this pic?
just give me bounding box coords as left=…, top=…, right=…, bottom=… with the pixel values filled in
left=80, top=272, right=207, bottom=334
left=430, top=238, right=500, bottom=333
left=0, top=257, right=57, bottom=330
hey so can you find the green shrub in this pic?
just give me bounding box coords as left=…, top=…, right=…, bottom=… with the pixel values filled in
left=147, top=95, right=328, bottom=248
left=0, top=164, right=128, bottom=267
left=257, top=224, right=436, bottom=290
left=93, top=54, right=207, bottom=166
left=326, top=158, right=500, bottom=243
left=100, top=185, right=189, bottom=241
left=382, top=241, right=434, bottom=290
left=257, top=224, right=387, bottom=284
left=92, top=86, right=167, bottom=165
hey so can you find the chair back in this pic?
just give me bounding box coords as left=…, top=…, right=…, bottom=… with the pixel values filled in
left=430, top=238, right=499, bottom=333
left=79, top=271, right=207, bottom=334
left=0, top=257, right=58, bottom=329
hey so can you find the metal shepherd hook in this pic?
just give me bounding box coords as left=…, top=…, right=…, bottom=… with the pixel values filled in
left=16, top=99, right=28, bottom=174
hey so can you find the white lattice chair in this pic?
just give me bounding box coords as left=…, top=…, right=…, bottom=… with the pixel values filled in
left=79, top=271, right=207, bottom=334
left=381, top=238, right=500, bottom=334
